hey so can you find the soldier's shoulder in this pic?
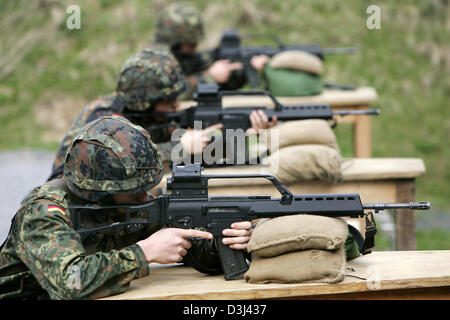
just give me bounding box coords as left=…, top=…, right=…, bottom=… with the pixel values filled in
left=73, top=92, right=121, bottom=127
left=21, top=179, right=71, bottom=215
left=83, top=92, right=119, bottom=113
left=147, top=42, right=172, bottom=54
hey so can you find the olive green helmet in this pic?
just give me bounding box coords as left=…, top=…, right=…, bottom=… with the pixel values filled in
left=155, top=3, right=204, bottom=46
left=63, top=115, right=163, bottom=202
left=116, top=48, right=187, bottom=111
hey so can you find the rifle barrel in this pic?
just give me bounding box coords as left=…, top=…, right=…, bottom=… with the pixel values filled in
left=321, top=47, right=357, bottom=54
left=363, top=201, right=431, bottom=211
left=332, top=109, right=380, bottom=117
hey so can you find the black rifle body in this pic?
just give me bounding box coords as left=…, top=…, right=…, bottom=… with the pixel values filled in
left=169, top=104, right=336, bottom=131
left=162, top=83, right=378, bottom=131
left=70, top=164, right=429, bottom=280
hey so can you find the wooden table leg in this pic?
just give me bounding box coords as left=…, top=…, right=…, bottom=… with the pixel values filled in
left=353, top=105, right=372, bottom=158
left=395, top=179, right=416, bottom=250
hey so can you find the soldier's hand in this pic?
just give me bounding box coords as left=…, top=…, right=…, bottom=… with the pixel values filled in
left=246, top=110, right=278, bottom=135
left=221, top=221, right=253, bottom=250
left=180, top=123, right=223, bottom=154
left=207, top=60, right=243, bottom=83
left=137, top=228, right=213, bottom=264
left=250, top=54, right=270, bottom=71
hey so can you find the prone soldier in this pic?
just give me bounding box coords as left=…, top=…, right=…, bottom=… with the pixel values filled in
left=152, top=2, right=267, bottom=98
left=0, top=116, right=252, bottom=299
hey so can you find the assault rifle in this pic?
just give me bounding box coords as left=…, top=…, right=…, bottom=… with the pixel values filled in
left=200, top=29, right=356, bottom=88
left=125, top=83, right=380, bottom=133
left=70, top=164, right=430, bottom=280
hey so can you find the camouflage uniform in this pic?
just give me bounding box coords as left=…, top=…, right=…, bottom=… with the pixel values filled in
left=152, top=3, right=216, bottom=100
left=48, top=48, right=187, bottom=181
left=0, top=116, right=221, bottom=299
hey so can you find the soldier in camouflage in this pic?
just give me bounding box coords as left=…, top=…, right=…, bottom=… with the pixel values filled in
left=152, top=3, right=273, bottom=130
left=48, top=48, right=222, bottom=180
left=0, top=116, right=252, bottom=299
left=152, top=2, right=244, bottom=99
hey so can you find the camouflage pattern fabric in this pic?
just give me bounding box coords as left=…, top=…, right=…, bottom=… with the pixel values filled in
left=0, top=178, right=150, bottom=300
left=63, top=116, right=163, bottom=202
left=0, top=117, right=220, bottom=299
left=154, top=3, right=204, bottom=46
left=151, top=3, right=216, bottom=100
left=148, top=43, right=215, bottom=101
left=0, top=178, right=219, bottom=299
left=117, top=48, right=187, bottom=111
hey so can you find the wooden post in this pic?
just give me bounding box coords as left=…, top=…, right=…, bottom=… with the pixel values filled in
left=353, top=106, right=372, bottom=158
left=395, top=179, right=416, bottom=250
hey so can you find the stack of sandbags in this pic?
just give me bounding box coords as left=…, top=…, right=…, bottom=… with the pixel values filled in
left=244, top=215, right=348, bottom=284
left=259, top=119, right=342, bottom=183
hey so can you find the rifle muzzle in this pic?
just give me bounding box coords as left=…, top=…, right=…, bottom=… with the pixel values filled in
left=363, top=201, right=431, bottom=212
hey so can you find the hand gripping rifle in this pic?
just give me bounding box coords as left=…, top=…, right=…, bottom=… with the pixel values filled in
left=69, top=164, right=430, bottom=280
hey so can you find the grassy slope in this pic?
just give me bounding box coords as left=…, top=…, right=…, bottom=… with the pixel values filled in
left=0, top=0, right=448, bottom=248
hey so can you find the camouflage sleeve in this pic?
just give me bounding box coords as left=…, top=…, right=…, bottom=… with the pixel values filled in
left=157, top=140, right=191, bottom=170
left=15, top=199, right=149, bottom=300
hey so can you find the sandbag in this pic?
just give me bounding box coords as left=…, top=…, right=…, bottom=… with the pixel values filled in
left=263, top=65, right=323, bottom=97
left=247, top=215, right=348, bottom=258
left=260, top=119, right=339, bottom=152
left=244, top=247, right=346, bottom=284
left=269, top=50, right=324, bottom=75
left=262, top=144, right=343, bottom=183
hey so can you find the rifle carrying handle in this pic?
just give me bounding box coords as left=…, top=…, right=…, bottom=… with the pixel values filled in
left=215, top=237, right=249, bottom=280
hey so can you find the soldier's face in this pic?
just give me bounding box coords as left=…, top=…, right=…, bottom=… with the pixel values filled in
left=112, top=192, right=150, bottom=204
left=179, top=43, right=197, bottom=55
left=154, top=99, right=179, bottom=114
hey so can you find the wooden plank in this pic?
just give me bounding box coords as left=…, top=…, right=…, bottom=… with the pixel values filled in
left=353, top=110, right=372, bottom=158
left=395, top=179, right=417, bottom=250
left=100, top=251, right=450, bottom=300
left=339, top=158, right=425, bottom=181
left=289, top=286, right=450, bottom=300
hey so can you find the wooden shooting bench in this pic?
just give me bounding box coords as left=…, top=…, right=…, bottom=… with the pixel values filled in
left=156, top=158, right=426, bottom=250
left=100, top=250, right=450, bottom=300
left=179, top=87, right=378, bottom=158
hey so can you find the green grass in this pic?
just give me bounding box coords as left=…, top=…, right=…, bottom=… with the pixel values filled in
left=375, top=229, right=450, bottom=251
left=0, top=0, right=448, bottom=246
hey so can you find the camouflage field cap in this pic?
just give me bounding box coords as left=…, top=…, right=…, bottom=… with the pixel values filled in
left=116, top=48, right=187, bottom=111
left=155, top=3, right=204, bottom=46
left=63, top=115, right=163, bottom=202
